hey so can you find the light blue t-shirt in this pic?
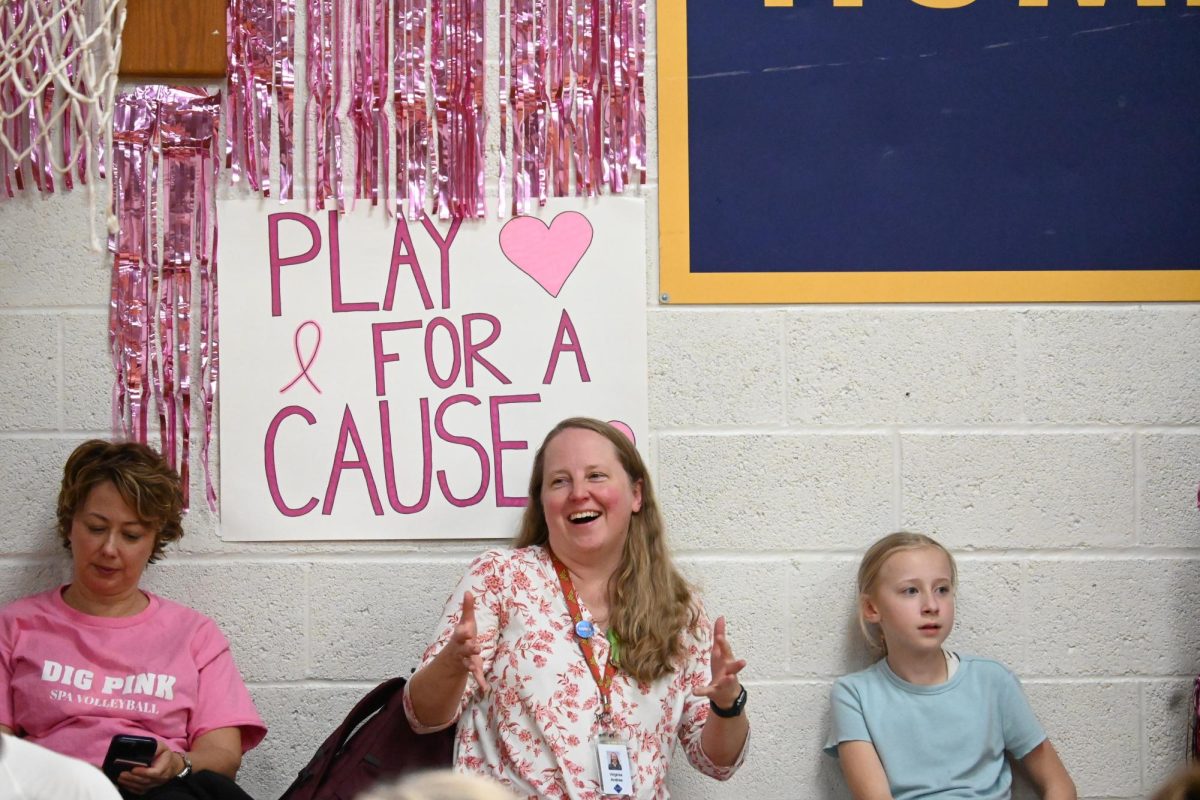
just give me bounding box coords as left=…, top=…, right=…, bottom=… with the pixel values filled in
left=824, top=654, right=1046, bottom=800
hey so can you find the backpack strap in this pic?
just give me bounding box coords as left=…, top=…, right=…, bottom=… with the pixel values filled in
left=296, top=676, right=411, bottom=786
left=337, top=677, right=411, bottom=746
left=1191, top=674, right=1200, bottom=763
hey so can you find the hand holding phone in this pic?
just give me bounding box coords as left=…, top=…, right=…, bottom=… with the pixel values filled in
left=101, top=734, right=157, bottom=783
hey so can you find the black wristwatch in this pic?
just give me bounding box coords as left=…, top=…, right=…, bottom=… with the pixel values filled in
left=709, top=685, right=747, bottom=718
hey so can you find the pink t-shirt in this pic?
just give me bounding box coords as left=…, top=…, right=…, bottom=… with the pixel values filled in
left=0, top=587, right=267, bottom=767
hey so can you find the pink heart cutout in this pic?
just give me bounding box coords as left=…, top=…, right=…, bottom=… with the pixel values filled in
left=607, top=420, right=636, bottom=446
left=499, top=212, right=594, bottom=298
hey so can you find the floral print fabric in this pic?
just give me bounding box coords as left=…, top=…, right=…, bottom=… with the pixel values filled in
left=403, top=546, right=746, bottom=799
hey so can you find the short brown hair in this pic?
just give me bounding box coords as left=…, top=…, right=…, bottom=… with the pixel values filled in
left=57, top=440, right=184, bottom=563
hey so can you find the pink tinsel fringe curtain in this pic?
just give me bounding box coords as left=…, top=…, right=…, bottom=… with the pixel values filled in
left=504, top=0, right=646, bottom=215
left=0, top=0, right=648, bottom=513
left=227, top=0, right=646, bottom=218
left=109, top=87, right=221, bottom=511
left=111, top=0, right=644, bottom=511
left=1, top=0, right=647, bottom=514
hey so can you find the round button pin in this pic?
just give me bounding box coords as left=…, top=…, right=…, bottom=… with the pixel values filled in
left=575, top=619, right=595, bottom=639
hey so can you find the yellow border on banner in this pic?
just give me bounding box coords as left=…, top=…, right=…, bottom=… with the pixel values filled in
left=656, top=0, right=1200, bottom=304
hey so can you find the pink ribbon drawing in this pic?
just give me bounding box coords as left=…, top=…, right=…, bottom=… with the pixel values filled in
left=280, top=320, right=324, bottom=394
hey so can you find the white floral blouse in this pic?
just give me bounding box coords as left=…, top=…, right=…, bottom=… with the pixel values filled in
left=403, top=546, right=747, bottom=799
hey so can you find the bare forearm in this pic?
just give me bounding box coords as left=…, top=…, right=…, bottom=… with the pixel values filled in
left=1041, top=772, right=1080, bottom=800
left=186, top=728, right=244, bottom=779
left=1021, top=740, right=1076, bottom=800
left=838, top=740, right=895, bottom=800
left=185, top=744, right=241, bottom=779
left=1041, top=776, right=1077, bottom=800
left=700, top=711, right=749, bottom=767
left=407, top=649, right=470, bottom=728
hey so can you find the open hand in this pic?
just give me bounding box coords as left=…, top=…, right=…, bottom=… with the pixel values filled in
left=118, top=740, right=182, bottom=795
left=691, top=616, right=746, bottom=710
left=443, top=591, right=488, bottom=691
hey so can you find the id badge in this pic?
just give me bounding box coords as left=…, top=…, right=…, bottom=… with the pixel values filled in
left=596, top=737, right=633, bottom=797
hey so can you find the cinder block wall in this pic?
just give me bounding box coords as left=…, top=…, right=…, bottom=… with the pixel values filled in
left=3, top=10, right=1200, bottom=800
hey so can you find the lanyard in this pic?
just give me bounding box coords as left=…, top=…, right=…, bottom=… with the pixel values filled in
left=548, top=549, right=619, bottom=723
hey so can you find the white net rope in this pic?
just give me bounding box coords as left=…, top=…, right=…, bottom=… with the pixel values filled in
left=0, top=0, right=125, bottom=243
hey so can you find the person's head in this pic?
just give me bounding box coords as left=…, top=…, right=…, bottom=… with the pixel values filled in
left=514, top=418, right=655, bottom=574
left=856, top=532, right=957, bottom=657
left=57, top=440, right=184, bottom=596
left=514, top=418, right=693, bottom=684
left=356, top=771, right=517, bottom=800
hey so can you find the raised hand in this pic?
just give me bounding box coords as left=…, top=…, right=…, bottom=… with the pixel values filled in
left=692, top=616, right=746, bottom=709
left=443, top=590, right=487, bottom=691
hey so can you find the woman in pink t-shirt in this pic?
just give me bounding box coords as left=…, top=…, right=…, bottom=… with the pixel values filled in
left=0, top=441, right=266, bottom=799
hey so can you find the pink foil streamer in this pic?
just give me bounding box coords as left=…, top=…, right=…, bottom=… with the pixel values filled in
left=224, top=0, right=242, bottom=184
left=533, top=0, right=549, bottom=207
left=631, top=0, right=647, bottom=185
left=507, top=0, right=535, bottom=213
left=226, top=0, right=275, bottom=195
left=392, top=0, right=430, bottom=219
left=575, top=0, right=601, bottom=197
left=227, top=0, right=294, bottom=198
left=109, top=93, right=156, bottom=446
left=497, top=0, right=509, bottom=216
left=547, top=0, right=569, bottom=198
left=604, top=0, right=622, bottom=193
left=431, top=0, right=486, bottom=219
left=1, top=5, right=10, bottom=196
left=306, top=0, right=343, bottom=209
left=350, top=0, right=387, bottom=206
left=201, top=215, right=220, bottom=509
left=110, top=87, right=220, bottom=511
left=276, top=0, right=296, bottom=200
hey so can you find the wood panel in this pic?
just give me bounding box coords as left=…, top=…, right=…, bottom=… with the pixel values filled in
left=119, top=0, right=227, bottom=79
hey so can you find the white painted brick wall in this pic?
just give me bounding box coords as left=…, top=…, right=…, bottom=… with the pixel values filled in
left=3, top=14, right=1200, bottom=800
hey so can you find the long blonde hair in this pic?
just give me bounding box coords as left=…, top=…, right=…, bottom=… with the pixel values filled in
left=856, top=531, right=957, bottom=654
left=513, top=417, right=698, bottom=683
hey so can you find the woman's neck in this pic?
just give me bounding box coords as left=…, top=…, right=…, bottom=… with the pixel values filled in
left=551, top=549, right=618, bottom=624
left=885, top=647, right=948, bottom=686
left=571, top=570, right=612, bottom=624
left=62, top=584, right=148, bottom=618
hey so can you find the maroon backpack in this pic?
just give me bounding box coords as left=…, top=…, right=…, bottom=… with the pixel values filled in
left=277, top=677, right=456, bottom=800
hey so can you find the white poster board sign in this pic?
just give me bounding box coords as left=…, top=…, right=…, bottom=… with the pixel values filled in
left=217, top=197, right=648, bottom=540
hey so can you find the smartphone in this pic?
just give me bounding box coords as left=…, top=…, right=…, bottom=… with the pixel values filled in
left=101, top=734, right=157, bottom=783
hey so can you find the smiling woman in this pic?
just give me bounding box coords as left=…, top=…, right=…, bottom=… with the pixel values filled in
left=0, top=441, right=266, bottom=800
left=403, top=417, right=751, bottom=799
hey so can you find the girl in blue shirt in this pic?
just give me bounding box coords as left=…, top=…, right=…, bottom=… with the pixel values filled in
left=826, top=532, right=1076, bottom=800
